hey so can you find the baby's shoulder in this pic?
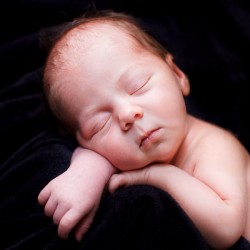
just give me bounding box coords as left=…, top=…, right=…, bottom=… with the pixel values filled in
left=178, top=116, right=249, bottom=173
left=191, top=117, right=249, bottom=163
left=190, top=118, right=247, bottom=153
left=192, top=117, right=238, bottom=143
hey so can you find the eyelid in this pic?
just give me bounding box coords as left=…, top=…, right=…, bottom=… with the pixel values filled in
left=88, top=113, right=111, bottom=138
left=130, top=77, right=150, bottom=95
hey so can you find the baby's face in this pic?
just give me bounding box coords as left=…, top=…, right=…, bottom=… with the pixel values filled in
left=56, top=26, right=189, bottom=170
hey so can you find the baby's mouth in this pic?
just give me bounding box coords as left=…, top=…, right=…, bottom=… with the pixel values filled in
left=139, top=128, right=161, bottom=149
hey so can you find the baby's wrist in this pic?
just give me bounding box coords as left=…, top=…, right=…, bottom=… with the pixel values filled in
left=70, top=146, right=117, bottom=181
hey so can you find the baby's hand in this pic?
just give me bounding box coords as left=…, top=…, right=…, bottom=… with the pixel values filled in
left=38, top=168, right=101, bottom=241
left=38, top=147, right=116, bottom=241
left=108, top=167, right=151, bottom=193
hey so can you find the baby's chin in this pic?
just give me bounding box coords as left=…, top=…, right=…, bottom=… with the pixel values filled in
left=114, top=159, right=151, bottom=172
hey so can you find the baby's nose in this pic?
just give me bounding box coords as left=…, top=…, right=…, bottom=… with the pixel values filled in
left=118, top=104, right=143, bottom=131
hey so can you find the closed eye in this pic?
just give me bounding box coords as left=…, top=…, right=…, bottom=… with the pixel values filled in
left=130, top=78, right=150, bottom=95
left=89, top=113, right=111, bottom=137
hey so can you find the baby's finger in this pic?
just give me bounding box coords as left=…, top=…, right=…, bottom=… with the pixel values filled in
left=58, top=209, right=83, bottom=240
left=53, top=205, right=68, bottom=225
left=74, top=212, right=95, bottom=241
left=37, top=186, right=51, bottom=206
left=44, top=198, right=58, bottom=217
left=108, top=174, right=127, bottom=193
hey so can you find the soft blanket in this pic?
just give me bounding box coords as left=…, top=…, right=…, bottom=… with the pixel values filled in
left=0, top=1, right=249, bottom=249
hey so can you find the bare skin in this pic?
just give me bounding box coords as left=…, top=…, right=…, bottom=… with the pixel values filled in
left=38, top=148, right=116, bottom=240
left=38, top=21, right=250, bottom=249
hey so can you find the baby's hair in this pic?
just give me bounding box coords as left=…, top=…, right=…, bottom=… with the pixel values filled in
left=42, top=10, right=168, bottom=61
left=42, top=10, right=169, bottom=136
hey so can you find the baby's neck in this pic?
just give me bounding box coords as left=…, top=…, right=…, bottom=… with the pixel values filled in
left=170, top=115, right=199, bottom=168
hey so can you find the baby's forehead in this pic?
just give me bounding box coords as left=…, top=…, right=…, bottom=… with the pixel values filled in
left=55, top=22, right=136, bottom=63
left=63, top=22, right=126, bottom=46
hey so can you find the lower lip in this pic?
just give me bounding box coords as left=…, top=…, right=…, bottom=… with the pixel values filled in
left=140, top=128, right=161, bottom=150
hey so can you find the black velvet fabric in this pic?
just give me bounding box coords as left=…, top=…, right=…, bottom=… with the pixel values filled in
left=0, top=1, right=249, bottom=249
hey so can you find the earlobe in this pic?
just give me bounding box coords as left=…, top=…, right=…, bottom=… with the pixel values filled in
left=181, top=75, right=190, bottom=96
left=165, top=53, right=190, bottom=96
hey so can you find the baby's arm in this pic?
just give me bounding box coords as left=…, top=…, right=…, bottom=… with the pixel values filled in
left=109, top=134, right=249, bottom=249
left=38, top=147, right=116, bottom=241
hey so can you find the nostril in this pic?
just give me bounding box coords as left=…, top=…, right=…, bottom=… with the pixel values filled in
left=135, top=113, right=141, bottom=119
left=124, top=122, right=132, bottom=130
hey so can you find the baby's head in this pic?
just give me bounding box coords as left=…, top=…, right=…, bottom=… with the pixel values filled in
left=43, top=11, right=167, bottom=129
left=43, top=10, right=190, bottom=170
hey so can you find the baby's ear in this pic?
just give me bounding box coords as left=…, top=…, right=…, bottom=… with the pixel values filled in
left=165, top=54, right=190, bottom=96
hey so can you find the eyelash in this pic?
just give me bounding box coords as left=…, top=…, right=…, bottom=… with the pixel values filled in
left=91, top=114, right=110, bottom=136
left=130, top=80, right=149, bottom=95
